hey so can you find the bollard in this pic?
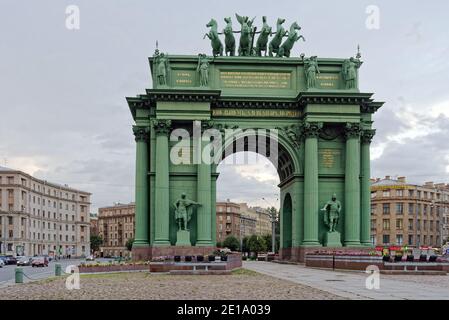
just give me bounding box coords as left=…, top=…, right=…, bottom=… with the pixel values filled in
left=15, top=267, right=24, bottom=284
left=55, top=263, right=62, bottom=276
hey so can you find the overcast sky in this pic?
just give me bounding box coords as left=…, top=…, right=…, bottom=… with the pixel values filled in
left=1, top=0, right=448, bottom=212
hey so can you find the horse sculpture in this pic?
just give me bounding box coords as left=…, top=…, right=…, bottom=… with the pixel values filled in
left=269, top=18, right=287, bottom=57
left=223, top=17, right=236, bottom=56
left=255, top=16, right=272, bottom=56
left=204, top=19, right=223, bottom=57
left=278, top=21, right=305, bottom=57
left=235, top=13, right=253, bottom=56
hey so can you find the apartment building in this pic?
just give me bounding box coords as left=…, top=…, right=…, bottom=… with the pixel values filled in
left=98, top=203, right=135, bottom=257
left=0, top=166, right=91, bottom=257
left=371, top=176, right=449, bottom=248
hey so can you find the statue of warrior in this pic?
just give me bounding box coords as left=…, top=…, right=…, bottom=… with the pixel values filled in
left=321, top=193, right=341, bottom=232
left=173, top=193, right=201, bottom=231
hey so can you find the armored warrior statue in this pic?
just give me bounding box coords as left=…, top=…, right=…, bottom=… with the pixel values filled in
left=173, top=193, right=201, bottom=231
left=321, top=193, right=341, bottom=232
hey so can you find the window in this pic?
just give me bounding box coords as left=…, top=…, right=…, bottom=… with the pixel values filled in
left=396, top=234, right=403, bottom=245
left=408, top=203, right=414, bottom=215
left=408, top=235, right=414, bottom=245
left=383, top=203, right=390, bottom=215
left=396, top=203, right=403, bottom=215
left=371, top=192, right=376, bottom=199
left=397, top=189, right=403, bottom=197
left=383, top=219, right=390, bottom=230
left=408, top=219, right=413, bottom=230
left=396, top=219, right=403, bottom=230
left=383, top=235, right=390, bottom=244
left=370, top=204, right=376, bottom=215
left=408, top=190, right=414, bottom=197
left=382, top=190, right=390, bottom=197
left=423, top=205, right=427, bottom=215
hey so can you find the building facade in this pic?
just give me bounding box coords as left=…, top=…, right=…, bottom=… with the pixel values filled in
left=215, top=200, right=240, bottom=243
left=239, top=203, right=272, bottom=236
left=371, top=176, right=449, bottom=248
left=98, top=203, right=135, bottom=257
left=90, top=213, right=99, bottom=237
left=240, top=213, right=257, bottom=239
left=0, top=166, right=91, bottom=257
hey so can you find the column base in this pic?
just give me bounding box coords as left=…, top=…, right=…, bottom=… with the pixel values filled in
left=153, top=240, right=171, bottom=246
left=344, top=241, right=362, bottom=247
left=361, top=241, right=373, bottom=247
left=196, top=240, right=214, bottom=246
left=301, top=241, right=321, bottom=246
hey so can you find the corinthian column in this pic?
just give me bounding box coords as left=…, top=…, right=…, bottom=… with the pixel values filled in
left=132, top=126, right=150, bottom=247
left=302, top=122, right=322, bottom=246
left=153, top=120, right=172, bottom=246
left=361, top=129, right=375, bottom=246
left=344, top=123, right=361, bottom=246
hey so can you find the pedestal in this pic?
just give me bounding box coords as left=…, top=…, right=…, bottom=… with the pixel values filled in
left=176, top=230, right=191, bottom=246
left=325, top=231, right=342, bottom=247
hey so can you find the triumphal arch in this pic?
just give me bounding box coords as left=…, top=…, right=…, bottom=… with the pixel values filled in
left=127, top=15, right=383, bottom=261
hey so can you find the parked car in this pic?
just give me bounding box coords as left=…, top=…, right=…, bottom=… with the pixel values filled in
left=17, top=256, right=32, bottom=266
left=86, top=255, right=95, bottom=261
left=4, top=255, right=17, bottom=265
left=31, top=256, right=48, bottom=267
left=0, top=259, right=5, bottom=268
left=0, top=256, right=7, bottom=264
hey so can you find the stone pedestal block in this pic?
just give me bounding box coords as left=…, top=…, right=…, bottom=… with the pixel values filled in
left=176, top=230, right=191, bottom=246
left=325, top=231, right=342, bottom=247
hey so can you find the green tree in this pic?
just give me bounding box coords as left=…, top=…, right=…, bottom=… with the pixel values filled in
left=241, top=236, right=250, bottom=253
left=223, top=235, right=240, bottom=251
left=90, top=235, right=103, bottom=252
left=216, top=241, right=222, bottom=248
left=126, top=238, right=134, bottom=251
left=262, top=233, right=272, bottom=252
left=248, top=235, right=267, bottom=255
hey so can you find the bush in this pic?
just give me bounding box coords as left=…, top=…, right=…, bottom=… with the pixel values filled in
left=223, top=235, right=240, bottom=251
left=216, top=241, right=222, bottom=248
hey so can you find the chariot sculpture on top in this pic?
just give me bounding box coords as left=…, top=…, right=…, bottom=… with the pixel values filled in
left=204, top=14, right=305, bottom=57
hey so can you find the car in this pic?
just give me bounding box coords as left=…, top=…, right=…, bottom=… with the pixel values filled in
left=0, top=259, right=4, bottom=268
left=31, top=256, right=48, bottom=267
left=17, top=256, right=32, bottom=266
left=86, top=255, right=95, bottom=261
left=4, top=255, right=17, bottom=265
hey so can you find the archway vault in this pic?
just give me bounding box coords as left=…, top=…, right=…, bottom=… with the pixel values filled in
left=127, top=54, right=383, bottom=262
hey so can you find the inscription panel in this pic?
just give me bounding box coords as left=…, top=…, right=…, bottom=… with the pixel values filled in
left=173, top=70, right=195, bottom=86
left=212, top=108, right=301, bottom=118
left=316, top=74, right=340, bottom=89
left=220, top=71, right=292, bottom=89
left=319, top=148, right=342, bottom=170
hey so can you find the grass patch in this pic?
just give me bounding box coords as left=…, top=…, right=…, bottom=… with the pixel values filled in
left=231, top=268, right=259, bottom=276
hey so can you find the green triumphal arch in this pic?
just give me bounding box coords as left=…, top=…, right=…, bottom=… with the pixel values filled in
left=127, top=16, right=383, bottom=261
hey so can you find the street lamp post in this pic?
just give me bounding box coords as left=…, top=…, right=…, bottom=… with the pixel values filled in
left=262, top=197, right=278, bottom=254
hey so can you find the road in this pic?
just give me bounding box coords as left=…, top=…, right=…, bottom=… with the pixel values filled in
left=244, top=261, right=449, bottom=300
left=0, top=259, right=84, bottom=287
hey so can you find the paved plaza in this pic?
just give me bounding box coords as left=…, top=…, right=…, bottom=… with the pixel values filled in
left=0, top=268, right=341, bottom=300
left=243, top=261, right=449, bottom=300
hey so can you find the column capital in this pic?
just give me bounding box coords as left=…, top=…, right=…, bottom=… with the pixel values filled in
left=303, top=122, right=323, bottom=138
left=152, top=119, right=172, bottom=135
left=132, top=126, right=149, bottom=142
left=361, top=129, right=376, bottom=143
left=344, top=122, right=362, bottom=139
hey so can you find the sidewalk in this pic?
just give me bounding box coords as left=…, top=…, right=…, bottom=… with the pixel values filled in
left=243, top=261, right=449, bottom=300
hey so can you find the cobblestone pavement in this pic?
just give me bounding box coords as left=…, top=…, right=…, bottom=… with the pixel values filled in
left=244, top=261, right=449, bottom=300
left=0, top=269, right=343, bottom=300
